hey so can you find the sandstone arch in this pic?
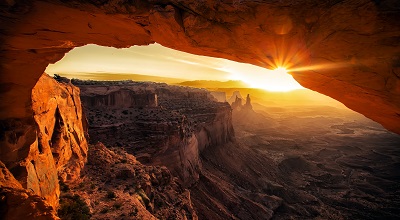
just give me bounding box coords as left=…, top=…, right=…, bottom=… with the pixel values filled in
left=1, top=0, right=399, bottom=134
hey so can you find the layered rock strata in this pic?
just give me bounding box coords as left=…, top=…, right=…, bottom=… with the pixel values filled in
left=75, top=80, right=234, bottom=187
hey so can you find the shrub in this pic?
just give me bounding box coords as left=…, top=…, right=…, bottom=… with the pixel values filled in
left=59, top=179, right=69, bottom=192
left=106, top=190, right=116, bottom=199
left=58, top=194, right=91, bottom=220
left=113, top=202, right=122, bottom=210
left=129, top=207, right=138, bottom=216
left=78, top=182, right=85, bottom=188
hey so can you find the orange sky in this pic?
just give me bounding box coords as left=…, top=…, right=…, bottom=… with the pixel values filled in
left=45, top=43, right=304, bottom=92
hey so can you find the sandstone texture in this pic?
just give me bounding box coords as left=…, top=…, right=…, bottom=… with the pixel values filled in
left=0, top=74, right=88, bottom=211
left=1, top=159, right=59, bottom=220
left=0, top=161, right=22, bottom=189
left=32, top=74, right=88, bottom=183
left=75, top=80, right=234, bottom=187
left=0, top=0, right=399, bottom=134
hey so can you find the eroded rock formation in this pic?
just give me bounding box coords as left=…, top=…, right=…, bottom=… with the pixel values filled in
left=0, top=0, right=399, bottom=134
left=231, top=93, right=253, bottom=111
left=231, top=95, right=243, bottom=110
left=1, top=162, right=59, bottom=220
left=243, top=94, right=253, bottom=110
left=228, top=91, right=243, bottom=105
left=75, top=80, right=234, bottom=187
left=0, top=74, right=88, bottom=210
left=32, top=74, right=88, bottom=183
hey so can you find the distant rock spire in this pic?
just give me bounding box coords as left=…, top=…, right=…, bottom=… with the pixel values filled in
left=228, top=91, right=243, bottom=104
left=243, top=94, right=253, bottom=110
left=231, top=95, right=243, bottom=110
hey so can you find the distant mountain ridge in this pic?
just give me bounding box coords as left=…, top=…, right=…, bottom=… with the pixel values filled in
left=178, top=80, right=249, bottom=88
left=49, top=72, right=186, bottom=84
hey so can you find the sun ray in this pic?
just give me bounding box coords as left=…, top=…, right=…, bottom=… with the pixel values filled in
left=287, top=62, right=351, bottom=73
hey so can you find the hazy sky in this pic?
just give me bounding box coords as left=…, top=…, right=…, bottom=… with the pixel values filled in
left=46, top=43, right=304, bottom=91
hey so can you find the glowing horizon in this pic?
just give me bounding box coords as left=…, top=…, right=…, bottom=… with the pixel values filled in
left=46, top=43, right=305, bottom=92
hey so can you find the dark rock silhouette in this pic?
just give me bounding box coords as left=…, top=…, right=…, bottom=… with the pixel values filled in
left=231, top=93, right=253, bottom=111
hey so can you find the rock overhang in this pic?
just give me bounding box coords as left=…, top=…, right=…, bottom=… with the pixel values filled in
left=0, top=0, right=399, bottom=133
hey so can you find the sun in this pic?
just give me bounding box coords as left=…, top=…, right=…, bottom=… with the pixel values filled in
left=273, top=67, right=288, bottom=74
left=226, top=64, right=303, bottom=92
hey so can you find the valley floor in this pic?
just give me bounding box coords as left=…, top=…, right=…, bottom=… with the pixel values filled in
left=191, top=106, right=400, bottom=219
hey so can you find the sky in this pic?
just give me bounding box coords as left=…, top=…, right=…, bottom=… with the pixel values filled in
left=45, top=43, right=304, bottom=92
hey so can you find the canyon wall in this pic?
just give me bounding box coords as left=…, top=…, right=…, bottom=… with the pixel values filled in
left=151, top=107, right=235, bottom=187
left=76, top=81, right=234, bottom=187
left=80, top=90, right=158, bottom=108
left=195, top=107, right=235, bottom=152
left=0, top=74, right=88, bottom=209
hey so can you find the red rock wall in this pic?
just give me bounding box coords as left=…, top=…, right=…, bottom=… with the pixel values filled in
left=0, top=117, right=60, bottom=208
left=32, top=74, right=88, bottom=182
left=0, top=74, right=88, bottom=208
left=0, top=161, right=59, bottom=220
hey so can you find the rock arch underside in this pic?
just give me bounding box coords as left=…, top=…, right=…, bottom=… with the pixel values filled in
left=1, top=0, right=400, bottom=133
left=0, top=0, right=400, bottom=218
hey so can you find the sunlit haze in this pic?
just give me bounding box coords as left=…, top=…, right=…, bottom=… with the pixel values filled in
left=46, top=44, right=304, bottom=92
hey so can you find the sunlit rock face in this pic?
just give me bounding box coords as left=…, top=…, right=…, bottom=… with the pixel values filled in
left=32, top=74, right=88, bottom=183
left=0, top=74, right=88, bottom=208
left=0, top=0, right=399, bottom=134
left=0, top=162, right=59, bottom=220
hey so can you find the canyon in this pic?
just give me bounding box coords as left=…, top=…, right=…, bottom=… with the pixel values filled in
left=1, top=74, right=399, bottom=219
left=1, top=0, right=400, bottom=219
left=68, top=79, right=400, bottom=219
left=0, top=74, right=210, bottom=219
left=74, top=79, right=234, bottom=187
left=0, top=75, right=235, bottom=219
